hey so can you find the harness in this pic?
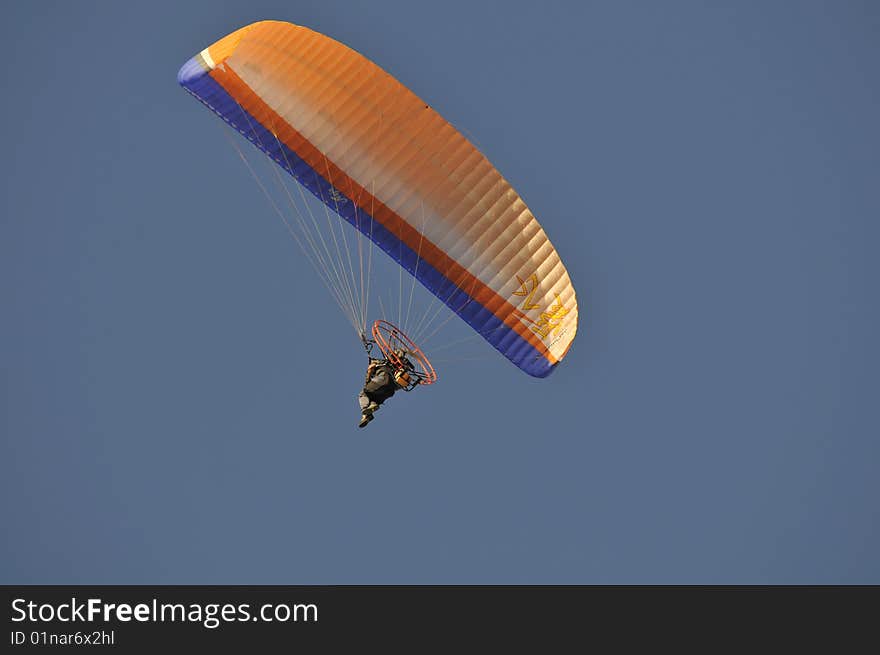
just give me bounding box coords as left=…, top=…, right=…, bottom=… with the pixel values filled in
left=362, top=335, right=421, bottom=391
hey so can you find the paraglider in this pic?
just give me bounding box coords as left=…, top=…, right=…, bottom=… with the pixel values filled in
left=177, top=20, right=578, bottom=423
left=357, top=320, right=437, bottom=427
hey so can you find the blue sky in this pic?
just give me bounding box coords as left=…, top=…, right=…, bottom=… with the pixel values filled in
left=2, top=0, right=878, bottom=583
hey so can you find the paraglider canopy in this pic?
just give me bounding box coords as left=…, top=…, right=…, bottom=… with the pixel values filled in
left=178, top=20, right=578, bottom=378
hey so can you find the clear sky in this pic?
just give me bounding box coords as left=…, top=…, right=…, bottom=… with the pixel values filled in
left=2, top=0, right=878, bottom=583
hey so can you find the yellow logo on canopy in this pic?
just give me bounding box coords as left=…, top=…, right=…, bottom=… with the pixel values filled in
left=513, top=274, right=541, bottom=310
left=512, top=273, right=570, bottom=341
